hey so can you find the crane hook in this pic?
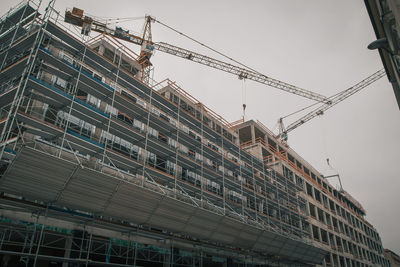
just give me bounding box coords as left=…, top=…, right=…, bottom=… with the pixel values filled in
left=241, top=78, right=247, bottom=120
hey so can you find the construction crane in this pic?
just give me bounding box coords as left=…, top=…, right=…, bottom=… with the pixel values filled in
left=277, top=68, right=386, bottom=141
left=64, top=8, right=329, bottom=103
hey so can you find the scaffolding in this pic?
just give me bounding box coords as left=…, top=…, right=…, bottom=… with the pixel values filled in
left=1, top=208, right=273, bottom=267
left=0, top=1, right=392, bottom=267
left=0, top=1, right=333, bottom=266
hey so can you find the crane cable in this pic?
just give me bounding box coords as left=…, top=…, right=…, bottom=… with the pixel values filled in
left=280, top=101, right=321, bottom=120
left=153, top=18, right=263, bottom=122
left=278, top=68, right=385, bottom=139
left=86, top=14, right=145, bottom=23
left=280, top=83, right=348, bottom=120
left=277, top=85, right=348, bottom=136
left=153, top=18, right=263, bottom=75
left=319, top=115, right=329, bottom=168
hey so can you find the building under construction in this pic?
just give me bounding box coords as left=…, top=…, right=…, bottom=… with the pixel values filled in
left=0, top=1, right=391, bottom=266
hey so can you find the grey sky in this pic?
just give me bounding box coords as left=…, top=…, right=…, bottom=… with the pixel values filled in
left=1, top=0, right=399, bottom=254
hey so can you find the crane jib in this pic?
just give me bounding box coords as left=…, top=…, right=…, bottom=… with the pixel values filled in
left=64, top=8, right=329, bottom=103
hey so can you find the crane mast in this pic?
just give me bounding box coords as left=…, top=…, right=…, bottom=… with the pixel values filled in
left=138, top=16, right=153, bottom=84
left=64, top=8, right=329, bottom=103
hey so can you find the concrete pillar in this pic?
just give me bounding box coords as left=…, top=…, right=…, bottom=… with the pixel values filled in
left=98, top=44, right=105, bottom=56
left=341, top=256, right=348, bottom=267
left=163, top=251, right=170, bottom=267
left=62, top=235, right=73, bottom=267
left=329, top=253, right=335, bottom=267
left=249, top=125, right=254, bottom=144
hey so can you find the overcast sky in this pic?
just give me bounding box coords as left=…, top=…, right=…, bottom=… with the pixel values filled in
left=1, top=0, right=399, bottom=254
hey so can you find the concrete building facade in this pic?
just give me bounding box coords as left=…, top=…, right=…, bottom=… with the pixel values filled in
left=0, top=1, right=390, bottom=266
left=384, top=249, right=400, bottom=267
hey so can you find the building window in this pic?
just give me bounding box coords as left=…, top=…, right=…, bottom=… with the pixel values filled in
left=314, top=189, right=321, bottom=203
left=326, top=213, right=332, bottom=226
left=105, top=104, right=118, bottom=116
left=51, top=75, right=67, bottom=89
left=317, top=208, right=325, bottom=223
left=329, top=199, right=335, bottom=212
left=312, top=225, right=320, bottom=241
left=295, top=175, right=304, bottom=190
left=148, top=127, right=158, bottom=138
left=309, top=203, right=316, bottom=218
left=87, top=94, right=101, bottom=108
left=133, top=119, right=144, bottom=131
left=321, top=229, right=328, bottom=243
left=306, top=183, right=313, bottom=197
left=56, top=111, right=95, bottom=138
